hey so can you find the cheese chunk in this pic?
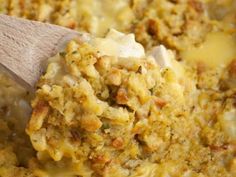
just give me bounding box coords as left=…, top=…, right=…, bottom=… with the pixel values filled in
left=149, top=45, right=184, bottom=80
left=149, top=45, right=172, bottom=68
left=92, top=29, right=145, bottom=58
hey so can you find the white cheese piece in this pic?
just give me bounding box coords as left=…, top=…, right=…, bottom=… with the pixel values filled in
left=149, top=45, right=172, bottom=68
left=149, top=45, right=185, bottom=80
left=92, top=29, right=145, bottom=58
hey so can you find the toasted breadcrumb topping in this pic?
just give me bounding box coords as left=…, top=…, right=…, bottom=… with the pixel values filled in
left=26, top=40, right=236, bottom=177
left=0, top=0, right=235, bottom=177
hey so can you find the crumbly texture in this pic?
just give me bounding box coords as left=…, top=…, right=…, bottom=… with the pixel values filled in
left=132, top=0, right=212, bottom=50
left=2, top=0, right=134, bottom=37
left=0, top=0, right=236, bottom=177
left=3, top=0, right=235, bottom=51
left=26, top=41, right=236, bottom=177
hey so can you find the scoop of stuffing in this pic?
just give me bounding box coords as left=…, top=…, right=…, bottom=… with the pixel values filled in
left=26, top=30, right=235, bottom=176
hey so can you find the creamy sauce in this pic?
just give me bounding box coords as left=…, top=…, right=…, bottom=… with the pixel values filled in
left=181, top=32, right=236, bottom=67
left=93, top=29, right=145, bottom=58
left=1, top=1, right=236, bottom=177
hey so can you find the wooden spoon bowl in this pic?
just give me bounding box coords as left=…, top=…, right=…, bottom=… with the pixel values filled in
left=0, top=14, right=90, bottom=90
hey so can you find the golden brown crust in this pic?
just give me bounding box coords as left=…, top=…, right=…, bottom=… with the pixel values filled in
left=27, top=101, right=49, bottom=132
left=133, top=0, right=213, bottom=50
left=0, top=0, right=236, bottom=176
left=26, top=40, right=236, bottom=176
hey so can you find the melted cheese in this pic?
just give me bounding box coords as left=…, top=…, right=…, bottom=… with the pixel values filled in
left=181, top=32, right=236, bottom=67
left=149, top=45, right=172, bottom=68
left=149, top=45, right=185, bottom=80
left=93, top=29, right=145, bottom=58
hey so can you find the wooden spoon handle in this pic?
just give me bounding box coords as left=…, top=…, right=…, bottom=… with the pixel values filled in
left=0, top=14, right=89, bottom=89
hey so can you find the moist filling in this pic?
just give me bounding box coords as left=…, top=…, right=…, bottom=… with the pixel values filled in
left=0, top=0, right=236, bottom=177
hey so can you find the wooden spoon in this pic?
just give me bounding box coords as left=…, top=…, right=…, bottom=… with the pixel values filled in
left=0, top=14, right=90, bottom=90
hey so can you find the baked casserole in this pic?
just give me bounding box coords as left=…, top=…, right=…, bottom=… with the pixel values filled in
left=0, top=0, right=235, bottom=177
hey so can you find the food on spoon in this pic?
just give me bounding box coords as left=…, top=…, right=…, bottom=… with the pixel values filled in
left=26, top=30, right=235, bottom=176
left=1, top=0, right=236, bottom=176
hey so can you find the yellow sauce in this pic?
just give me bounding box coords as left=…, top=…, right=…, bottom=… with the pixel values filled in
left=181, top=32, right=236, bottom=67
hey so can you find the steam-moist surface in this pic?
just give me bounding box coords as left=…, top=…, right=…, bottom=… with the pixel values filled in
left=0, top=0, right=236, bottom=177
left=0, top=71, right=36, bottom=177
left=25, top=37, right=236, bottom=177
left=2, top=0, right=235, bottom=50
